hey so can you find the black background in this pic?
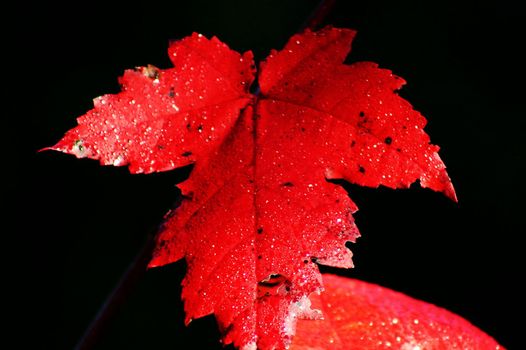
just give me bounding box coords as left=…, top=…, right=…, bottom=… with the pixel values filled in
left=8, top=0, right=524, bottom=349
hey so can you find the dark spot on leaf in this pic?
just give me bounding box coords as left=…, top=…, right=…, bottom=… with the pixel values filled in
left=197, top=124, right=203, bottom=132
left=396, top=148, right=402, bottom=152
left=310, top=257, right=318, bottom=263
left=303, top=259, right=309, bottom=264
left=402, top=125, right=407, bottom=129
left=157, top=145, right=165, bottom=150
left=248, top=179, right=254, bottom=184
left=169, top=87, right=175, bottom=98
left=182, top=151, right=192, bottom=157
left=281, top=182, right=294, bottom=187
left=359, top=111, right=365, bottom=117
left=74, top=139, right=84, bottom=152
left=384, top=136, right=392, bottom=145
left=257, top=227, right=263, bottom=234
left=258, top=274, right=286, bottom=287
left=300, top=127, right=306, bottom=132
left=258, top=255, right=263, bottom=260
left=351, top=140, right=356, bottom=147
left=335, top=199, right=340, bottom=203
left=186, top=123, right=191, bottom=130
left=143, top=64, right=160, bottom=80
left=359, top=166, right=366, bottom=173
left=258, top=274, right=292, bottom=299
left=357, top=117, right=370, bottom=131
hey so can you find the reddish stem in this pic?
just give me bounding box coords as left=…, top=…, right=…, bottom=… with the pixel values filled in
left=73, top=231, right=157, bottom=350
left=302, top=0, right=336, bottom=31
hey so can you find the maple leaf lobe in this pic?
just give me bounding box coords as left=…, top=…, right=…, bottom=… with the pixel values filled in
left=48, top=32, right=255, bottom=174
left=258, top=27, right=456, bottom=202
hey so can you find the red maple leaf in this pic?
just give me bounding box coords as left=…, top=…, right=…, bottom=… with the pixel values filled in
left=291, top=274, right=502, bottom=350
left=48, top=27, right=455, bottom=349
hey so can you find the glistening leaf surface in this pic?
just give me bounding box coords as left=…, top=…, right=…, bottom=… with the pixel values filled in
left=291, top=274, right=503, bottom=350
left=258, top=29, right=455, bottom=199
left=49, top=33, right=254, bottom=173
left=48, top=27, right=455, bottom=350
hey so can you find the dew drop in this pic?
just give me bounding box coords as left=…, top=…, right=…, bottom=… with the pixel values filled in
left=113, top=155, right=125, bottom=166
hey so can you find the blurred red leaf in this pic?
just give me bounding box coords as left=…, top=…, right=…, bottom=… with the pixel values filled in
left=48, top=27, right=455, bottom=349
left=291, top=274, right=503, bottom=350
